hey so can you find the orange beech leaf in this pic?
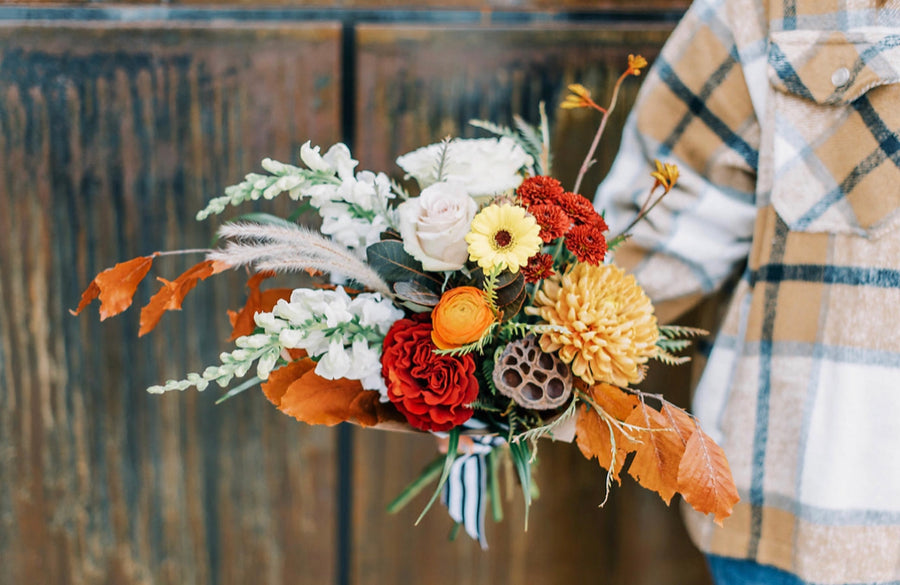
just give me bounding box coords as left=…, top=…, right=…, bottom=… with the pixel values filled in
left=660, top=401, right=696, bottom=446
left=677, top=423, right=740, bottom=525
left=262, top=359, right=406, bottom=428
left=228, top=271, right=293, bottom=340
left=575, top=384, right=640, bottom=482
left=261, top=359, right=316, bottom=406
left=625, top=400, right=687, bottom=505
left=71, top=255, right=156, bottom=320
left=138, top=259, right=230, bottom=336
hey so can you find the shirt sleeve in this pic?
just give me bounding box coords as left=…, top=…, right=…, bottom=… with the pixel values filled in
left=594, top=0, right=761, bottom=320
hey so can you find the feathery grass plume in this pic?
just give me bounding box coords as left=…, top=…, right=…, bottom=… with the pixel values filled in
left=209, top=222, right=393, bottom=297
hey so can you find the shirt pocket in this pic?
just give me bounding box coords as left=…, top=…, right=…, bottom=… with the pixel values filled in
left=767, top=29, right=900, bottom=238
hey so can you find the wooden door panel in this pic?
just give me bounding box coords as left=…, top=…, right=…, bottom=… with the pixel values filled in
left=352, top=23, right=711, bottom=585
left=25, top=1, right=691, bottom=10
left=0, top=22, right=342, bottom=585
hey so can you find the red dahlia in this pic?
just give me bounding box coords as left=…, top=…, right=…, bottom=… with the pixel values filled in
left=381, top=318, right=479, bottom=432
left=516, top=176, right=565, bottom=207
left=528, top=204, right=572, bottom=242
left=521, top=253, right=555, bottom=283
left=565, top=223, right=608, bottom=265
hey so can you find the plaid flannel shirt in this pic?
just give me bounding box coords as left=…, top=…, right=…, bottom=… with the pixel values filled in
left=595, top=1, right=900, bottom=583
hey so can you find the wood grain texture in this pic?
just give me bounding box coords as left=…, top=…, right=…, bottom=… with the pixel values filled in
left=0, top=22, right=342, bottom=585
left=356, top=24, right=673, bottom=204
left=351, top=24, right=712, bottom=585
left=3, top=1, right=691, bottom=9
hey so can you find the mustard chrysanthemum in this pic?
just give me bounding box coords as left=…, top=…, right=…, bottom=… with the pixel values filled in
left=526, top=263, right=658, bottom=387
left=465, top=204, right=542, bottom=273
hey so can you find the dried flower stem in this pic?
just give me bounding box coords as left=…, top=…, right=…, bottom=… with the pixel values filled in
left=572, top=70, right=632, bottom=196
left=154, top=248, right=213, bottom=257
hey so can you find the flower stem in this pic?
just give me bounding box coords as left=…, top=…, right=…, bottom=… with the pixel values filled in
left=154, top=248, right=214, bottom=257
left=572, top=71, right=630, bottom=196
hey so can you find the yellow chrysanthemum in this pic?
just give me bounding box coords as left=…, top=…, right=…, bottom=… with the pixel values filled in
left=526, top=263, right=658, bottom=387
left=465, top=204, right=542, bottom=273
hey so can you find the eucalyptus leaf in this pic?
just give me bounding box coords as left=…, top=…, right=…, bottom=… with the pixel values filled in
left=471, top=267, right=526, bottom=318
left=394, top=280, right=441, bottom=307
left=366, top=240, right=443, bottom=291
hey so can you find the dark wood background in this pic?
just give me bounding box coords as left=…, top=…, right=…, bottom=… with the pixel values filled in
left=0, top=3, right=719, bottom=584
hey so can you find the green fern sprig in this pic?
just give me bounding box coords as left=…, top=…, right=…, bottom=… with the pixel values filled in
left=432, top=323, right=499, bottom=357
left=499, top=321, right=569, bottom=342
left=513, top=398, right=578, bottom=447
left=658, top=324, right=708, bottom=339
left=482, top=267, right=501, bottom=312
left=433, top=136, right=454, bottom=183
left=654, top=349, right=692, bottom=366
left=654, top=324, right=708, bottom=364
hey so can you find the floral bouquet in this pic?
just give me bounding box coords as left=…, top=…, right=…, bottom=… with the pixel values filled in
left=74, top=55, right=738, bottom=547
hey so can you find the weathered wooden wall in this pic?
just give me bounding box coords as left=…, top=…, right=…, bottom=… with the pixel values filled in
left=0, top=4, right=714, bottom=585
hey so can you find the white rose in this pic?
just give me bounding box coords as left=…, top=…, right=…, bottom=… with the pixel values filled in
left=396, top=181, right=477, bottom=271
left=396, top=137, right=533, bottom=199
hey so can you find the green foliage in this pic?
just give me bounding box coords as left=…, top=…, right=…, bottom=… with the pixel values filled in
left=655, top=324, right=709, bottom=365
left=470, top=267, right=526, bottom=321
left=514, top=398, right=578, bottom=446
left=387, top=456, right=445, bottom=514
left=507, top=438, right=534, bottom=528
left=366, top=240, right=444, bottom=292
left=432, top=136, right=454, bottom=183
left=393, top=280, right=441, bottom=307
left=432, top=323, right=498, bottom=357
left=215, top=376, right=263, bottom=404
left=415, top=428, right=460, bottom=526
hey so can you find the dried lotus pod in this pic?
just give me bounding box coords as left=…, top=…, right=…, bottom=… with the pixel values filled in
left=493, top=335, right=573, bottom=410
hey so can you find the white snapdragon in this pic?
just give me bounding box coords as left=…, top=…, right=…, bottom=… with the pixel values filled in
left=271, top=287, right=404, bottom=394
left=396, top=137, right=533, bottom=199
left=300, top=141, right=358, bottom=179
left=148, top=287, right=403, bottom=397
left=306, top=160, right=397, bottom=255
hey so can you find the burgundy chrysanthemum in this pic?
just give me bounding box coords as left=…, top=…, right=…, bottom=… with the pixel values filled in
left=528, top=204, right=572, bottom=243
left=516, top=176, right=566, bottom=207
left=557, top=191, right=601, bottom=226
left=521, top=253, right=555, bottom=283
left=565, top=223, right=608, bottom=265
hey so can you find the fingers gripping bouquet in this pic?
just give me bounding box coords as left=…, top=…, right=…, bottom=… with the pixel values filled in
left=74, top=55, right=738, bottom=547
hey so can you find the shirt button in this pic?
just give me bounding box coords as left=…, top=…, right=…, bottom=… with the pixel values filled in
left=831, top=67, right=851, bottom=87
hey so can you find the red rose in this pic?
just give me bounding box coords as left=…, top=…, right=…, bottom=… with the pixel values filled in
left=381, top=318, right=480, bottom=432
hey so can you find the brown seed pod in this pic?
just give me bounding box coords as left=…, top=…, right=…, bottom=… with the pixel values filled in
left=492, top=335, right=573, bottom=410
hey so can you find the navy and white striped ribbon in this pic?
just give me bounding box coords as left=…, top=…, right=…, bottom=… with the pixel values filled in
left=441, top=434, right=505, bottom=549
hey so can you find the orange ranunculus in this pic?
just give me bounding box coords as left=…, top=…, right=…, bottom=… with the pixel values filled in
left=431, top=286, right=495, bottom=349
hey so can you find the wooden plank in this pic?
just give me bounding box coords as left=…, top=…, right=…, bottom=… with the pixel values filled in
left=9, top=1, right=690, bottom=10
left=0, top=22, right=342, bottom=585
left=351, top=24, right=713, bottom=585
left=356, top=24, right=674, bottom=205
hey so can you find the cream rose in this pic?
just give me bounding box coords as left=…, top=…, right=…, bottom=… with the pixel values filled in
left=396, top=181, right=477, bottom=271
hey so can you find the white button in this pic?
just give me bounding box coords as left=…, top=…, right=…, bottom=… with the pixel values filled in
left=831, top=67, right=851, bottom=87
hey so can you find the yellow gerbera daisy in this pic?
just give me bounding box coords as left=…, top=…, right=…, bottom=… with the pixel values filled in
left=526, top=262, right=658, bottom=387
left=465, top=204, right=543, bottom=273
